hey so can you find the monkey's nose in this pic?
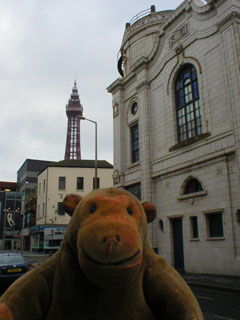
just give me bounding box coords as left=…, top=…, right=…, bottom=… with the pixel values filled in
left=103, top=235, right=121, bottom=259
left=103, top=235, right=120, bottom=244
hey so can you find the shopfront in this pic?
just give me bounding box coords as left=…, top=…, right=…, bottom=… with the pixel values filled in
left=30, top=225, right=66, bottom=253
left=0, top=191, right=24, bottom=250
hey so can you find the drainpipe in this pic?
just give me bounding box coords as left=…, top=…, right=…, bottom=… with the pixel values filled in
left=225, top=153, right=237, bottom=257
left=45, top=168, right=48, bottom=225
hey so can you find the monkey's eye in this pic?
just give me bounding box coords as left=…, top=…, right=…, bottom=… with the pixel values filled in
left=90, top=203, right=97, bottom=214
left=127, top=207, right=133, bottom=215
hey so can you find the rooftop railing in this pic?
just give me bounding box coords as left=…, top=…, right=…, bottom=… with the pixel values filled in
left=126, top=5, right=156, bottom=28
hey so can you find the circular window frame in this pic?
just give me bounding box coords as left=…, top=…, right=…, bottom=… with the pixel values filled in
left=131, top=102, right=138, bottom=115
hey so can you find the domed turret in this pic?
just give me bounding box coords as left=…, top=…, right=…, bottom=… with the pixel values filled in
left=117, top=6, right=173, bottom=77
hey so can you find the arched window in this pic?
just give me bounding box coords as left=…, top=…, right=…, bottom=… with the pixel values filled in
left=175, top=64, right=202, bottom=142
left=184, top=178, right=203, bottom=195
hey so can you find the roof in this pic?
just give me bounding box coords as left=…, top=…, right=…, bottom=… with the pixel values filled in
left=17, top=159, right=56, bottom=173
left=38, top=159, right=113, bottom=175
left=49, top=159, right=113, bottom=168
left=0, top=253, right=23, bottom=256
left=0, top=181, right=17, bottom=191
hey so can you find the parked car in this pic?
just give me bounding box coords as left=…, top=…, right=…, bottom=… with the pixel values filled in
left=0, top=253, right=31, bottom=284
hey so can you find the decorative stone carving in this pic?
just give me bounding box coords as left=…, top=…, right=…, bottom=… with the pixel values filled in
left=169, top=24, right=189, bottom=48
left=113, top=102, right=119, bottom=118
left=174, top=43, right=183, bottom=55
left=112, top=169, right=121, bottom=185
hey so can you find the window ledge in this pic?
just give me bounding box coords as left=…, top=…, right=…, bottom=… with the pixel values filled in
left=206, top=237, right=225, bottom=241
left=169, top=132, right=211, bottom=152
left=127, top=161, right=141, bottom=170
left=178, top=191, right=207, bottom=200
left=190, top=238, right=200, bottom=241
left=202, top=208, right=224, bottom=214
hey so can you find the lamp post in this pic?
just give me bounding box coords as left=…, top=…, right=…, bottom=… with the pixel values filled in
left=21, top=181, right=29, bottom=254
left=78, top=116, right=98, bottom=189
left=2, top=208, right=10, bottom=250
left=13, top=208, right=20, bottom=251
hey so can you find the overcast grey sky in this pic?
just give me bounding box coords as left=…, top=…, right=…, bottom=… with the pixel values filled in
left=0, top=0, right=181, bottom=181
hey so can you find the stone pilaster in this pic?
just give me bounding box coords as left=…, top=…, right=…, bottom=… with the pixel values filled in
left=137, top=80, right=152, bottom=202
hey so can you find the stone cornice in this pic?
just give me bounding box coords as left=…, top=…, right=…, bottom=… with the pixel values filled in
left=217, top=11, right=240, bottom=30
left=129, top=56, right=149, bottom=74
left=107, top=72, right=136, bottom=94
left=152, top=147, right=235, bottom=179
left=151, top=129, right=235, bottom=178
left=106, top=78, right=123, bottom=93
left=136, top=81, right=150, bottom=91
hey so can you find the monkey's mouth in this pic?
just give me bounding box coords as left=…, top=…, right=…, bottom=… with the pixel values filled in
left=81, top=247, right=140, bottom=266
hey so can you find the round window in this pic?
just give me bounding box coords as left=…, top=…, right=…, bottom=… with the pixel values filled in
left=131, top=102, right=138, bottom=115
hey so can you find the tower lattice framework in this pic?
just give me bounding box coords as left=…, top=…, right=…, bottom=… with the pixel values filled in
left=64, top=81, right=83, bottom=160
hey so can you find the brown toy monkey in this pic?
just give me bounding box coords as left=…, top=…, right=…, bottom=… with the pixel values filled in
left=0, top=187, right=204, bottom=320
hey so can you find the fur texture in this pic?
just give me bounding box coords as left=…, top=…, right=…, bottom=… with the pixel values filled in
left=0, top=187, right=204, bottom=320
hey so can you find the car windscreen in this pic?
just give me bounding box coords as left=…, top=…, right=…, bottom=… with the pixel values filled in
left=0, top=255, right=25, bottom=264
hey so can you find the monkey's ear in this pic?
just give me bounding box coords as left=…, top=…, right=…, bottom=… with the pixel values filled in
left=141, top=202, right=157, bottom=223
left=63, top=194, right=83, bottom=217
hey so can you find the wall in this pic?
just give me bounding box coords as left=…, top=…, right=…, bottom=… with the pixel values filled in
left=37, top=166, right=113, bottom=226
left=108, top=0, right=240, bottom=275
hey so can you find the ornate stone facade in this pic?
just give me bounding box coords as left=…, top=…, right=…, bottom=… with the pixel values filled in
left=108, top=0, right=240, bottom=276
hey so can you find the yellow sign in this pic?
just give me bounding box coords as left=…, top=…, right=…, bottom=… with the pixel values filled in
left=7, top=268, right=21, bottom=273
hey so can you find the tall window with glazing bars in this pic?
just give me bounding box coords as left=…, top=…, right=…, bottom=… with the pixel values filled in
left=175, top=64, right=202, bottom=142
left=130, top=123, right=139, bottom=163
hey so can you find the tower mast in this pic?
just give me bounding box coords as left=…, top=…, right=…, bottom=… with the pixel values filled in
left=64, top=81, right=83, bottom=160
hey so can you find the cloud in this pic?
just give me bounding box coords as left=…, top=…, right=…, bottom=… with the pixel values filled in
left=0, top=0, right=180, bottom=181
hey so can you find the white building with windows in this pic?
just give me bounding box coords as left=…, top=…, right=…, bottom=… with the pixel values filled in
left=31, top=159, right=113, bottom=253
left=107, top=0, right=240, bottom=275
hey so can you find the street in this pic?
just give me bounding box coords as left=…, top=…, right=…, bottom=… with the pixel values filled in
left=0, top=281, right=239, bottom=319
left=191, top=287, right=240, bottom=320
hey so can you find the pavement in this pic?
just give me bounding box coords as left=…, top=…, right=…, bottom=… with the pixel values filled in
left=22, top=251, right=50, bottom=268
left=21, top=251, right=240, bottom=294
left=181, top=272, right=240, bottom=294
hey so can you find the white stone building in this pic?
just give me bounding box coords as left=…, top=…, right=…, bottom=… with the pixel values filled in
left=31, top=159, right=113, bottom=253
left=107, top=0, right=240, bottom=275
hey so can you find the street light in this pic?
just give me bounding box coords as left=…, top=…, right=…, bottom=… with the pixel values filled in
left=78, top=116, right=98, bottom=189
left=21, top=181, right=29, bottom=254
left=2, top=208, right=10, bottom=250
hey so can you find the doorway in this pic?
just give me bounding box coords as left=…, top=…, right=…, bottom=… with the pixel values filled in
left=172, top=218, right=184, bottom=271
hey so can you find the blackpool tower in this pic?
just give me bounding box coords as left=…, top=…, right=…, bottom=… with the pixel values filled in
left=64, top=81, right=83, bottom=160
